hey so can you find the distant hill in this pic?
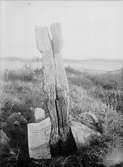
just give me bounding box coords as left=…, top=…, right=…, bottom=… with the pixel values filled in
left=0, top=57, right=41, bottom=62
left=0, top=57, right=123, bottom=74
left=64, top=59, right=123, bottom=74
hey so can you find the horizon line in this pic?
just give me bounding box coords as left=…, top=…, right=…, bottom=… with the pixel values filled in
left=1, top=57, right=123, bottom=61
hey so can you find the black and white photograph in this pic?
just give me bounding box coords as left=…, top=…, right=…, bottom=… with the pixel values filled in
left=0, top=1, right=123, bottom=167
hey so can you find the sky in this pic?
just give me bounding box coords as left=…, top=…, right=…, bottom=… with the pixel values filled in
left=0, top=1, right=123, bottom=60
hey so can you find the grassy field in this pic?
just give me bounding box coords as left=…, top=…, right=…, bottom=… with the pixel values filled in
left=0, top=63, right=123, bottom=167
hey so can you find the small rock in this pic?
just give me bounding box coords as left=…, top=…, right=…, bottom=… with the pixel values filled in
left=34, top=108, right=45, bottom=122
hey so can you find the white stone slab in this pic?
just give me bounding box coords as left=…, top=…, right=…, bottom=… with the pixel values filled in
left=28, top=117, right=51, bottom=159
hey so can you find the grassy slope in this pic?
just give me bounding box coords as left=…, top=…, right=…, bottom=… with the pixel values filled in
left=0, top=65, right=123, bottom=166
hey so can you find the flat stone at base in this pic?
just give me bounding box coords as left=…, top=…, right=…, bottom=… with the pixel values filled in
left=28, top=117, right=51, bottom=159
left=71, top=121, right=100, bottom=148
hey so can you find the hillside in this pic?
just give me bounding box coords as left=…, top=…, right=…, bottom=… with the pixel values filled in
left=0, top=63, right=123, bottom=167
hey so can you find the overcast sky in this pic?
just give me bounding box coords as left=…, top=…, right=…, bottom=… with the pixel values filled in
left=0, top=1, right=123, bottom=60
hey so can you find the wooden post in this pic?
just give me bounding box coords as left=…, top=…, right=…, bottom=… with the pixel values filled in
left=35, top=23, right=77, bottom=157
left=50, top=23, right=70, bottom=140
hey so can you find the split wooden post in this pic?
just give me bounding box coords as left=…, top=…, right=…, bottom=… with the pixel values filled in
left=50, top=23, right=70, bottom=140
left=35, top=23, right=76, bottom=157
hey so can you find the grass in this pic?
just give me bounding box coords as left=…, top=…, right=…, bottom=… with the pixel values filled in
left=0, top=65, right=123, bottom=167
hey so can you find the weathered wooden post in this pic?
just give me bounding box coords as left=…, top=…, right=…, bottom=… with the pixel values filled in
left=50, top=23, right=70, bottom=141
left=35, top=23, right=76, bottom=157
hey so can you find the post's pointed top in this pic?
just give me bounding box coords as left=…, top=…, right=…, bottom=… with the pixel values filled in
left=35, top=26, right=51, bottom=53
left=50, top=23, right=63, bottom=53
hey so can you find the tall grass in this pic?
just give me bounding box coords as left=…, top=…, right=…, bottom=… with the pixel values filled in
left=0, top=66, right=123, bottom=166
